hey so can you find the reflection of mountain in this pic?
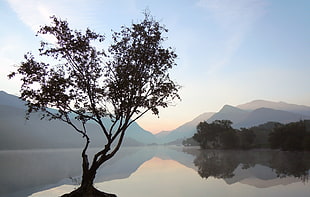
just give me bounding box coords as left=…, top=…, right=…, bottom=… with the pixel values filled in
left=155, top=146, right=197, bottom=170
left=2, top=146, right=309, bottom=197
left=1, top=146, right=193, bottom=197
left=227, top=164, right=301, bottom=188
left=95, top=147, right=157, bottom=182
left=182, top=149, right=310, bottom=188
left=0, top=147, right=156, bottom=197
left=0, top=149, right=82, bottom=197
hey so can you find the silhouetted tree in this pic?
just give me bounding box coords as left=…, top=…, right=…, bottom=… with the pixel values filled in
left=9, top=12, right=179, bottom=197
left=238, top=128, right=256, bottom=149
left=194, top=121, right=213, bottom=149
left=220, top=129, right=239, bottom=149
left=193, top=120, right=237, bottom=149
left=269, top=121, right=309, bottom=151
left=303, top=136, right=310, bottom=150
left=250, top=122, right=282, bottom=148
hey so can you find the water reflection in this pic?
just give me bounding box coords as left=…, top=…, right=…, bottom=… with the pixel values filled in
left=183, top=149, right=310, bottom=185
left=0, top=147, right=155, bottom=197
left=1, top=147, right=310, bottom=197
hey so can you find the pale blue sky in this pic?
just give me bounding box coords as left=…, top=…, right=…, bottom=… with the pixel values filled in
left=1, top=0, right=309, bottom=133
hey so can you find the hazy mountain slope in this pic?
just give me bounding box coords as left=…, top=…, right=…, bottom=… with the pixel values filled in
left=190, top=112, right=217, bottom=125
left=156, top=112, right=215, bottom=144
left=0, top=91, right=155, bottom=149
left=0, top=91, right=25, bottom=109
left=155, top=130, right=170, bottom=138
left=0, top=105, right=87, bottom=149
left=237, top=100, right=310, bottom=116
left=207, top=105, right=249, bottom=126
left=125, top=122, right=156, bottom=144
left=156, top=102, right=310, bottom=144
left=234, top=108, right=310, bottom=128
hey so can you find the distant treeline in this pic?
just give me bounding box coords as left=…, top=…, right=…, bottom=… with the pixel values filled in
left=183, top=120, right=310, bottom=151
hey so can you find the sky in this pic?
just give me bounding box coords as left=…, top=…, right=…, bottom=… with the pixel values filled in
left=0, top=0, right=310, bottom=134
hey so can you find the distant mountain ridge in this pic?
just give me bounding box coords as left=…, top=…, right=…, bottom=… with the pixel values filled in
left=237, top=100, right=310, bottom=116
left=206, top=105, right=249, bottom=125
left=234, top=107, right=306, bottom=128
left=155, top=112, right=215, bottom=144
left=0, top=91, right=156, bottom=150
left=1, top=90, right=310, bottom=147
left=156, top=100, right=310, bottom=144
left=0, top=91, right=26, bottom=109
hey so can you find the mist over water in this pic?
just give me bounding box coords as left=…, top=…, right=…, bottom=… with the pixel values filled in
left=1, top=146, right=309, bottom=197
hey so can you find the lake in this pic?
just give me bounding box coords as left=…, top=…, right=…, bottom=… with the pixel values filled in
left=0, top=146, right=309, bottom=197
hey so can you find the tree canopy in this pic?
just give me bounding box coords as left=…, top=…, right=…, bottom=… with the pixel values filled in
left=269, top=120, right=310, bottom=151
left=193, top=120, right=242, bottom=149
left=9, top=12, right=180, bottom=197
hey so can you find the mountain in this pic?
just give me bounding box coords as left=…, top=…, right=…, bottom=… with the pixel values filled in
left=155, top=130, right=170, bottom=138
left=0, top=91, right=155, bottom=150
left=234, top=108, right=308, bottom=128
left=2, top=90, right=310, bottom=147
left=156, top=101, right=310, bottom=144
left=0, top=91, right=26, bottom=109
left=125, top=122, right=156, bottom=145
left=237, top=100, right=310, bottom=116
left=207, top=105, right=249, bottom=126
left=0, top=104, right=87, bottom=149
left=156, top=112, right=215, bottom=144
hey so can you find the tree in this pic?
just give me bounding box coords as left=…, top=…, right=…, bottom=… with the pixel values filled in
left=9, top=13, right=180, bottom=197
left=194, top=121, right=213, bottom=149
left=193, top=120, right=235, bottom=149
left=269, top=121, right=309, bottom=151
left=238, top=128, right=256, bottom=149
left=220, top=129, right=239, bottom=149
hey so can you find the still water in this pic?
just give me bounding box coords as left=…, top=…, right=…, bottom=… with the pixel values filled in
left=1, top=146, right=309, bottom=197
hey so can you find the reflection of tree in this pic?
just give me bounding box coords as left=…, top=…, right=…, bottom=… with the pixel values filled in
left=193, top=150, right=258, bottom=179
left=269, top=152, right=310, bottom=182
left=194, top=151, right=239, bottom=179
left=185, top=149, right=310, bottom=183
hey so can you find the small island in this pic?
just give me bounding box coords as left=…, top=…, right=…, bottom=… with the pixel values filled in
left=183, top=119, right=310, bottom=151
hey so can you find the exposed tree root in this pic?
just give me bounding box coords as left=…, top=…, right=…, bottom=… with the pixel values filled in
left=61, top=185, right=117, bottom=197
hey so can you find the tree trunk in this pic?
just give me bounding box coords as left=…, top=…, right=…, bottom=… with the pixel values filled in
left=81, top=167, right=97, bottom=190
left=61, top=166, right=117, bottom=197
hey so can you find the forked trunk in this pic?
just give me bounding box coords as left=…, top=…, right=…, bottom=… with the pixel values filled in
left=62, top=123, right=127, bottom=197
left=81, top=167, right=97, bottom=191
left=61, top=166, right=117, bottom=197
